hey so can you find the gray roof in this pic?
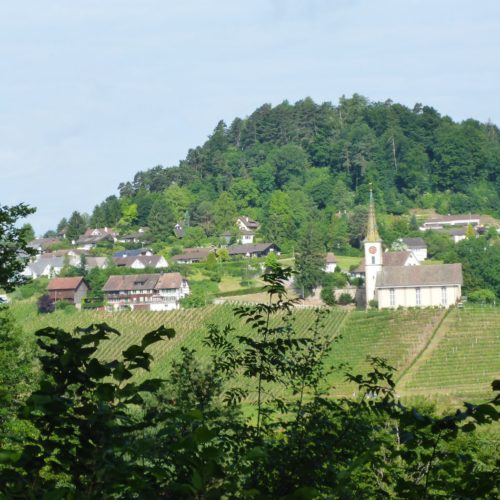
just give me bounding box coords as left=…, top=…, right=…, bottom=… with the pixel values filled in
left=401, top=237, right=427, bottom=248
left=376, top=263, right=463, bottom=288
left=112, top=248, right=151, bottom=258
left=228, top=243, right=279, bottom=256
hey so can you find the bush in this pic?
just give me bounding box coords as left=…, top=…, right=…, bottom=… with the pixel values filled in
left=37, top=294, right=54, bottom=314
left=368, top=299, right=378, bottom=309
left=55, top=300, right=76, bottom=313
left=338, top=293, right=354, bottom=305
left=320, top=286, right=336, bottom=306
left=468, top=289, right=496, bottom=304
left=14, top=278, right=49, bottom=300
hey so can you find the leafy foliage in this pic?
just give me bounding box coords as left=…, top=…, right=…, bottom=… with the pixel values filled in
left=1, top=266, right=498, bottom=497
left=0, top=203, right=37, bottom=291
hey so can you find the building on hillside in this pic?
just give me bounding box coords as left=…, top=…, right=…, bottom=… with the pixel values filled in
left=83, top=227, right=118, bottom=239
left=363, top=190, right=462, bottom=309
left=400, top=237, right=427, bottom=261
left=324, top=252, right=337, bottom=273
left=351, top=250, right=418, bottom=278
left=112, top=248, right=153, bottom=258
left=113, top=255, right=168, bottom=269
left=237, top=216, right=260, bottom=232
left=76, top=234, right=115, bottom=250
left=227, top=243, right=280, bottom=258
left=22, top=256, right=65, bottom=279
left=170, top=247, right=215, bottom=264
left=28, top=238, right=62, bottom=253
left=85, top=256, right=109, bottom=270
left=448, top=227, right=467, bottom=243
left=47, top=276, right=89, bottom=307
left=40, top=249, right=84, bottom=266
left=420, top=214, right=480, bottom=230
left=116, top=227, right=150, bottom=243
left=102, top=273, right=189, bottom=311
left=173, top=223, right=185, bottom=239
left=222, top=230, right=255, bottom=245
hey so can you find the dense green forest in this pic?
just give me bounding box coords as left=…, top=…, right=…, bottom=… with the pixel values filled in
left=61, top=94, right=500, bottom=251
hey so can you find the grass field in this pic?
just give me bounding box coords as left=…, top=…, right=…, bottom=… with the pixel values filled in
left=10, top=301, right=499, bottom=404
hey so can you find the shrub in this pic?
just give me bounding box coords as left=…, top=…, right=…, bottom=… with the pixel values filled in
left=368, top=299, right=378, bottom=309
left=338, top=293, right=353, bottom=305
left=55, top=300, right=76, bottom=313
left=320, top=286, right=336, bottom=306
left=37, top=294, right=54, bottom=314
left=468, top=289, right=496, bottom=304
left=14, top=278, right=49, bottom=300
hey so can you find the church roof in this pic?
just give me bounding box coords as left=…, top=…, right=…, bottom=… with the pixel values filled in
left=376, top=264, right=463, bottom=288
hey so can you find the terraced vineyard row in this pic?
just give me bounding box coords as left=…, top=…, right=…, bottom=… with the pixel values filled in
left=11, top=302, right=499, bottom=401
left=402, top=307, right=499, bottom=397
left=325, top=308, right=445, bottom=396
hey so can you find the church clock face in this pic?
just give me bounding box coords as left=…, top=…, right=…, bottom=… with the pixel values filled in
left=369, top=246, right=377, bottom=254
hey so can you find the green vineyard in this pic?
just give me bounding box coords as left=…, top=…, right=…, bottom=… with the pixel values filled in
left=10, top=302, right=499, bottom=402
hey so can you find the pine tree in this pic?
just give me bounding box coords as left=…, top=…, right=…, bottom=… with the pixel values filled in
left=294, top=222, right=325, bottom=298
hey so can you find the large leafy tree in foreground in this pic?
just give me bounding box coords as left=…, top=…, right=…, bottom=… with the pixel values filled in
left=0, top=203, right=37, bottom=291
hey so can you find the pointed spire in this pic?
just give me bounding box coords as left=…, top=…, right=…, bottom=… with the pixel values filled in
left=365, top=185, right=381, bottom=242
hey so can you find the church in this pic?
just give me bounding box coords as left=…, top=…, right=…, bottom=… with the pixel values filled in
left=363, top=191, right=463, bottom=309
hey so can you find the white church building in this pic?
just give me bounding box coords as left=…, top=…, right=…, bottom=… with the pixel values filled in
left=364, top=191, right=462, bottom=309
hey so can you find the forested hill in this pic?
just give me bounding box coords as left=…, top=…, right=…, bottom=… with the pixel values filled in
left=62, top=95, right=500, bottom=248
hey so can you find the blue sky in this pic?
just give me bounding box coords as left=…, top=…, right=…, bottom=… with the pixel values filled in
left=1, top=0, right=499, bottom=234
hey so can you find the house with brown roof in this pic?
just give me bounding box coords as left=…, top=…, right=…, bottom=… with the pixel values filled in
left=47, top=277, right=89, bottom=308
left=170, top=247, right=215, bottom=264
left=362, top=190, right=462, bottom=309
left=102, top=272, right=189, bottom=311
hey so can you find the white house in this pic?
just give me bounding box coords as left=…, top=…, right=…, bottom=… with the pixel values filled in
left=237, top=216, right=260, bottom=232
left=420, top=214, right=480, bottom=230
left=23, top=256, right=65, bottom=279
left=400, top=237, right=427, bottom=261
left=324, top=252, right=337, bottom=273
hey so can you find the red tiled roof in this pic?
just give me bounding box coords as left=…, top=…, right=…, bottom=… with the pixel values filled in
left=47, top=277, right=86, bottom=291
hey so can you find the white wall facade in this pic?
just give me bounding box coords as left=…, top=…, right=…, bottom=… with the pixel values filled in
left=377, top=285, right=461, bottom=309
left=411, top=247, right=427, bottom=261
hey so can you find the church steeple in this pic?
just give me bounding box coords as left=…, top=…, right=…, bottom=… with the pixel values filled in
left=365, top=187, right=381, bottom=242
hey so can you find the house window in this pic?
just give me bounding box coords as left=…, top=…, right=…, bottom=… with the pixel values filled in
left=441, top=287, right=447, bottom=306
left=371, top=256, right=375, bottom=264
left=389, top=288, right=395, bottom=306
left=416, top=287, right=421, bottom=306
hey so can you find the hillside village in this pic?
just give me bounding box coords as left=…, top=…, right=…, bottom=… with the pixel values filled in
left=19, top=190, right=499, bottom=313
